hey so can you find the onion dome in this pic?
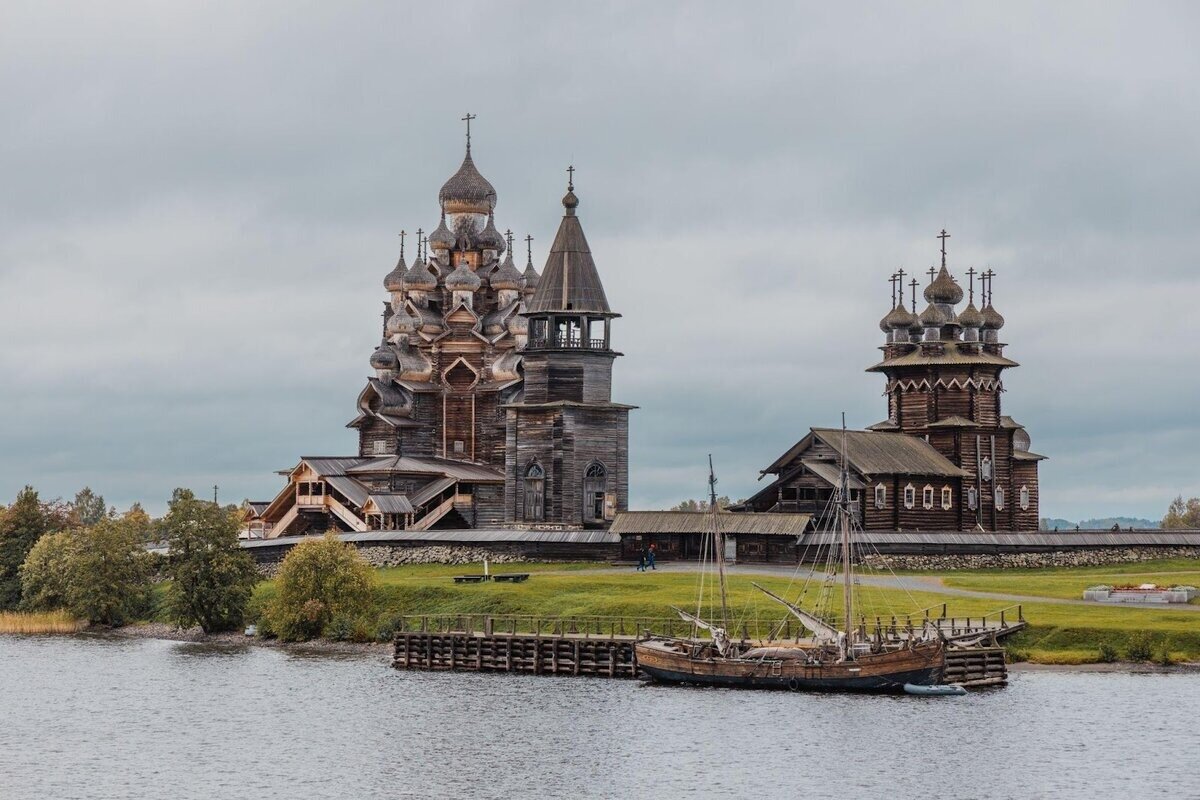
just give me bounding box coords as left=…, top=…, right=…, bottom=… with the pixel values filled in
left=404, top=259, right=437, bottom=291
left=885, top=304, right=918, bottom=330
left=384, top=262, right=406, bottom=293
left=924, top=266, right=964, bottom=305
left=439, top=149, right=496, bottom=215
left=476, top=211, right=506, bottom=253
left=507, top=310, right=528, bottom=336
left=957, top=302, right=984, bottom=329
left=428, top=210, right=456, bottom=251
left=919, top=303, right=946, bottom=327
left=981, top=303, right=1005, bottom=330
left=369, top=342, right=399, bottom=371
left=445, top=259, right=481, bottom=291
left=522, top=258, right=540, bottom=292
left=386, top=305, right=417, bottom=336
left=491, top=251, right=524, bottom=291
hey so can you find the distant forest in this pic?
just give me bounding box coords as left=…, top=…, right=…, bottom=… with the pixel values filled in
left=1039, top=516, right=1160, bottom=531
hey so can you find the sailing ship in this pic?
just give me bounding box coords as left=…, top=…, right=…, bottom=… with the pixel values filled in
left=635, top=431, right=946, bottom=693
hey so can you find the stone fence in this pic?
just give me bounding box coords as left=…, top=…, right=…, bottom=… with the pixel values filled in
left=859, top=546, right=1200, bottom=572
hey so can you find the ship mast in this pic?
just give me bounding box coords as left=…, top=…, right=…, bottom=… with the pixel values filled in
left=839, top=414, right=854, bottom=660
left=709, top=454, right=729, bottom=631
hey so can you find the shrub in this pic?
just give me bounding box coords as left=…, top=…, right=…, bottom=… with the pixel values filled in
left=20, top=531, right=78, bottom=611
left=1005, top=647, right=1029, bottom=663
left=264, top=535, right=374, bottom=641
left=327, top=613, right=373, bottom=643
left=1156, top=642, right=1174, bottom=667
left=1125, top=632, right=1155, bottom=662
left=0, top=487, right=70, bottom=609
left=162, top=489, right=260, bottom=634
left=1097, top=642, right=1118, bottom=663
left=375, top=612, right=407, bottom=643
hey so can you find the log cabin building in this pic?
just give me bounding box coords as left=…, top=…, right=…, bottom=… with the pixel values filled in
left=255, top=125, right=633, bottom=538
left=737, top=233, right=1045, bottom=532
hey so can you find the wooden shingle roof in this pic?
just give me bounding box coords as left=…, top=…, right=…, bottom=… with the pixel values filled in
left=526, top=190, right=612, bottom=315
left=611, top=511, right=812, bottom=536
left=810, top=429, right=968, bottom=478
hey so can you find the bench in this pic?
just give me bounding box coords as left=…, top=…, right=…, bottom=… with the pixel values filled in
left=453, top=575, right=488, bottom=584
left=492, top=574, right=530, bottom=583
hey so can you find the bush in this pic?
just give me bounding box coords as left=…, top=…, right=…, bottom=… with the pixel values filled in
left=20, top=531, right=78, bottom=611
left=1005, top=647, right=1029, bottom=663
left=1097, top=642, right=1118, bottom=663
left=375, top=612, right=407, bottom=643
left=1156, top=642, right=1174, bottom=667
left=1125, top=632, right=1155, bottom=662
left=264, top=535, right=374, bottom=641
left=327, top=613, right=373, bottom=643
left=162, top=489, right=260, bottom=634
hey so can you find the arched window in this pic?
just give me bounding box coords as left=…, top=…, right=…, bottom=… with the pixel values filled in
left=995, top=487, right=1005, bottom=511
left=941, top=486, right=953, bottom=510
left=583, top=462, right=608, bottom=523
left=874, top=484, right=887, bottom=510
left=967, top=487, right=978, bottom=511
left=523, top=463, right=544, bottom=521
left=922, top=485, right=934, bottom=510
left=1020, top=485, right=1030, bottom=511
left=904, top=484, right=916, bottom=510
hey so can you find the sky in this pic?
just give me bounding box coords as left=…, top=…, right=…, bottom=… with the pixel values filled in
left=1, top=1, right=1198, bottom=520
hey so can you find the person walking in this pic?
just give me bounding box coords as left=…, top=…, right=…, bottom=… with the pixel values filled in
left=647, top=543, right=657, bottom=571
left=637, top=546, right=648, bottom=572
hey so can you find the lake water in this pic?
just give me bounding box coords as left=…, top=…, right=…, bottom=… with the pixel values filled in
left=1, top=635, right=1197, bottom=799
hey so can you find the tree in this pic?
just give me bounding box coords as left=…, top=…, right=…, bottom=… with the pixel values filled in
left=19, top=531, right=79, bottom=611
left=64, top=518, right=152, bottom=626
left=1163, top=496, right=1200, bottom=530
left=265, top=534, right=374, bottom=641
left=0, top=487, right=69, bottom=609
left=670, top=496, right=735, bottom=512
left=163, top=489, right=260, bottom=634
left=71, top=487, right=109, bottom=527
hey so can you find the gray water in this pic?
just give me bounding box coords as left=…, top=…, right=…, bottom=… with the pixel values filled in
left=1, top=635, right=1197, bottom=799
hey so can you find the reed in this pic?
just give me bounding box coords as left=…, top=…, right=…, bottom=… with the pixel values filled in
left=0, top=610, right=87, bottom=635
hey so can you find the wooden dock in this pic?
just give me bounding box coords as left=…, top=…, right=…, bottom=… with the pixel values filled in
left=391, top=614, right=1014, bottom=686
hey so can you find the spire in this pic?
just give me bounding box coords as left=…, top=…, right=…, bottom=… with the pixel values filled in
left=439, top=116, right=495, bottom=214
left=527, top=176, right=610, bottom=314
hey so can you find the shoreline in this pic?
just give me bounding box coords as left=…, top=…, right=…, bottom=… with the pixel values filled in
left=92, top=623, right=1200, bottom=675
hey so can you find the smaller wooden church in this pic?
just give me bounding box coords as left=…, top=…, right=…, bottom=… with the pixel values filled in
left=736, top=234, right=1045, bottom=532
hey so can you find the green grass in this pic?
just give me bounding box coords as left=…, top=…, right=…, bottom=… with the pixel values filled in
left=940, top=558, right=1200, bottom=601
left=235, top=559, right=1200, bottom=664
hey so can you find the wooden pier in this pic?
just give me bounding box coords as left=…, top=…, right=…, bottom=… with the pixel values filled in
left=391, top=614, right=1015, bottom=686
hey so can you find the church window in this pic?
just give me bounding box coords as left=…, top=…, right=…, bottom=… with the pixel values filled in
left=922, top=485, right=934, bottom=510
left=967, top=487, right=978, bottom=510
left=1020, top=485, right=1030, bottom=511
left=523, top=463, right=545, bottom=521
left=373, top=440, right=387, bottom=455
left=583, top=462, right=608, bottom=523
left=453, top=440, right=465, bottom=454
left=995, top=487, right=1005, bottom=511
left=874, top=484, right=886, bottom=509
left=941, top=486, right=953, bottom=510
left=904, top=484, right=916, bottom=509
left=781, top=487, right=798, bottom=502
left=799, top=488, right=816, bottom=502
left=981, top=457, right=992, bottom=482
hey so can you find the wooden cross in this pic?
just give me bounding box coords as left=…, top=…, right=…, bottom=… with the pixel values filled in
left=938, top=228, right=950, bottom=267
left=415, top=228, right=424, bottom=260
left=889, top=273, right=899, bottom=306
left=566, top=164, right=575, bottom=190
left=966, top=266, right=976, bottom=304
left=525, top=234, right=534, bottom=265
left=398, top=230, right=406, bottom=259
left=927, top=266, right=937, bottom=284
left=462, top=113, right=476, bottom=149
left=505, top=228, right=514, bottom=251
left=909, top=278, right=919, bottom=311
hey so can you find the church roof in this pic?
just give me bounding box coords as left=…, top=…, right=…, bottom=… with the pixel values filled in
left=526, top=184, right=612, bottom=314
left=762, top=429, right=968, bottom=479
left=439, top=149, right=496, bottom=211
left=866, top=341, right=1018, bottom=372
left=926, top=416, right=981, bottom=428
left=610, top=511, right=813, bottom=537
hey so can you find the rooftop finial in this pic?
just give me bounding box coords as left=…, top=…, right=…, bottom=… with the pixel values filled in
left=909, top=278, right=919, bottom=312
left=525, top=233, right=534, bottom=267
left=416, top=228, right=424, bottom=260
left=567, top=164, right=575, bottom=191
left=461, top=112, right=476, bottom=153
left=938, top=228, right=950, bottom=269
left=896, top=268, right=907, bottom=306
left=505, top=228, right=514, bottom=252
left=399, top=230, right=406, bottom=260
left=966, top=266, right=976, bottom=305
left=927, top=266, right=937, bottom=284
left=889, top=272, right=898, bottom=307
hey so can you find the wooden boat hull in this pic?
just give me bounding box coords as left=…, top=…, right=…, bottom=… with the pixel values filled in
left=635, top=640, right=944, bottom=693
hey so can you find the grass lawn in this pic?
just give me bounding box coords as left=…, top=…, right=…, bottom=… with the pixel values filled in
left=242, top=559, right=1200, bottom=664
left=938, top=558, right=1200, bottom=601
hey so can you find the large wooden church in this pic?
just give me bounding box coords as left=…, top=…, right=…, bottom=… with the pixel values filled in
left=737, top=233, right=1045, bottom=531
left=254, top=125, right=633, bottom=537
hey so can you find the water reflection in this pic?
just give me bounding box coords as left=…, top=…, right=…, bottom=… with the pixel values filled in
left=1, top=635, right=1198, bottom=799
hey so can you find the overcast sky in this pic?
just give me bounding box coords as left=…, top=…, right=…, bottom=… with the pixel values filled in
left=2, top=2, right=1198, bottom=520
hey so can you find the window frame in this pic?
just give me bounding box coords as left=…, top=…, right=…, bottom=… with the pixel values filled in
left=941, top=486, right=953, bottom=511
left=1020, top=485, right=1030, bottom=511
left=922, top=485, right=934, bottom=510
left=995, top=487, right=1005, bottom=511
left=904, top=484, right=916, bottom=510
left=874, top=483, right=886, bottom=510
left=967, top=486, right=978, bottom=510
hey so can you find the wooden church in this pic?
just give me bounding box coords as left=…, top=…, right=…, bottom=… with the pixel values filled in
left=255, top=123, right=632, bottom=537
left=737, top=232, right=1045, bottom=532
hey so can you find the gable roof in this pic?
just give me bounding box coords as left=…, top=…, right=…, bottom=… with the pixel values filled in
left=811, top=429, right=968, bottom=478
left=610, top=511, right=812, bottom=536
left=866, top=342, right=1018, bottom=372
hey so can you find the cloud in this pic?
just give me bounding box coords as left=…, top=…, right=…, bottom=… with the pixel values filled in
left=1, top=1, right=1198, bottom=518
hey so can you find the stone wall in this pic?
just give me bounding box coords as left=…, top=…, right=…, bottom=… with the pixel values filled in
left=860, top=546, right=1200, bottom=572
left=254, top=543, right=529, bottom=577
